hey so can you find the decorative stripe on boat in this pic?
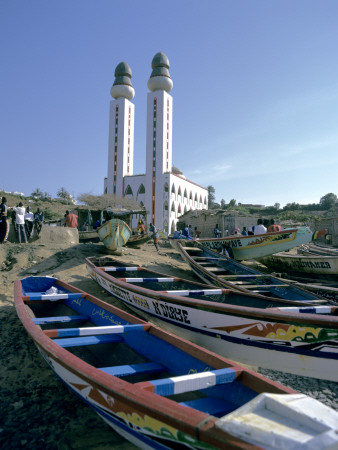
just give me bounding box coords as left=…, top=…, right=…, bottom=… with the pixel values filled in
left=118, top=277, right=180, bottom=283
left=45, top=324, right=148, bottom=338
left=32, top=315, right=90, bottom=325
left=139, top=367, right=238, bottom=395
left=103, top=267, right=141, bottom=272
left=52, top=334, right=123, bottom=348
left=23, top=292, right=83, bottom=301
left=161, top=289, right=224, bottom=297
left=276, top=306, right=335, bottom=314
left=99, top=362, right=166, bottom=377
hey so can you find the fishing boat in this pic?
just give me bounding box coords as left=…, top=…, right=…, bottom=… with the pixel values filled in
left=86, top=256, right=338, bottom=381
left=15, top=276, right=338, bottom=450
left=97, top=218, right=131, bottom=251
left=126, top=232, right=151, bottom=247
left=186, top=227, right=326, bottom=261
left=171, top=239, right=328, bottom=303
left=259, top=251, right=338, bottom=279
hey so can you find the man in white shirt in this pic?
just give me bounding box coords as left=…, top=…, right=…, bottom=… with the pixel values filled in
left=13, top=202, right=27, bottom=243
left=252, top=218, right=267, bottom=235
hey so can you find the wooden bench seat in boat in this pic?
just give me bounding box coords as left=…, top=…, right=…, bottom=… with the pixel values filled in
left=32, top=315, right=90, bottom=325
left=137, top=367, right=240, bottom=395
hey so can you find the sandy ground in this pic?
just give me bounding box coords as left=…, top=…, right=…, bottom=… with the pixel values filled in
left=0, top=233, right=196, bottom=450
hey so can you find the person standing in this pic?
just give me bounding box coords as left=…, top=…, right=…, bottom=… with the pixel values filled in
left=64, top=210, right=78, bottom=228
left=149, top=223, right=159, bottom=252
left=24, top=206, right=34, bottom=239
left=13, top=202, right=27, bottom=243
left=194, top=226, right=201, bottom=239
left=34, top=208, right=44, bottom=236
left=213, top=224, right=221, bottom=238
left=0, top=197, right=9, bottom=243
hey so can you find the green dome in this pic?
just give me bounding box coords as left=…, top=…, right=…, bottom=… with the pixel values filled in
left=113, top=61, right=133, bottom=87
left=114, top=62, right=132, bottom=78
left=151, top=52, right=170, bottom=70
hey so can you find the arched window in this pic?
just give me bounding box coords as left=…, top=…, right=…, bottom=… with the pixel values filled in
left=171, top=220, right=176, bottom=234
left=189, top=191, right=193, bottom=201
left=194, top=193, right=198, bottom=202
left=125, top=185, right=133, bottom=196
left=183, top=188, right=187, bottom=199
left=178, top=204, right=182, bottom=215
left=204, top=197, right=207, bottom=205
left=164, top=183, right=169, bottom=193
left=184, top=205, right=187, bottom=214
left=137, top=184, right=145, bottom=195
left=139, top=201, right=144, bottom=207
left=199, top=194, right=203, bottom=203
left=171, top=203, right=176, bottom=213
left=163, top=220, right=168, bottom=234
left=163, top=201, right=168, bottom=212
left=178, top=186, right=182, bottom=196
left=171, top=184, right=176, bottom=194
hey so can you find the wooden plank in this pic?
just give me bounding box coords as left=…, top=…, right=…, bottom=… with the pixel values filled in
left=99, top=362, right=166, bottom=377
left=218, top=274, right=269, bottom=279
left=52, top=334, right=123, bottom=348
left=243, top=284, right=290, bottom=289
left=138, top=367, right=238, bottom=396
left=193, top=257, right=219, bottom=261
left=45, top=324, right=149, bottom=338
left=23, top=292, right=83, bottom=302
left=204, top=267, right=228, bottom=273
left=32, top=315, right=90, bottom=325
left=182, top=247, right=203, bottom=252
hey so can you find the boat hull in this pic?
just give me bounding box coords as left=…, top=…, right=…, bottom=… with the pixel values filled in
left=97, top=219, right=131, bottom=251
left=86, top=260, right=338, bottom=381
left=193, top=227, right=317, bottom=260
left=260, top=252, right=338, bottom=278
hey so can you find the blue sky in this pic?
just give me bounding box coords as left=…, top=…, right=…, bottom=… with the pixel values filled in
left=1, top=0, right=338, bottom=207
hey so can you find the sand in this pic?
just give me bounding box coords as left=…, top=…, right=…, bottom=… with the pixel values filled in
left=0, top=233, right=195, bottom=449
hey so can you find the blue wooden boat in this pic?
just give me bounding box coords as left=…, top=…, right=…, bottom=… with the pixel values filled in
left=171, top=239, right=330, bottom=304
left=86, top=256, right=338, bottom=381
left=15, top=276, right=338, bottom=449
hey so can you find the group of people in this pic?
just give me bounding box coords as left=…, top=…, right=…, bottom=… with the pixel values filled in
left=247, top=218, right=281, bottom=235
left=0, top=197, right=44, bottom=244
left=214, top=218, right=282, bottom=238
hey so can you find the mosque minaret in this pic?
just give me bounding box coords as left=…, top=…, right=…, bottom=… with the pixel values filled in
left=145, top=52, right=173, bottom=225
left=104, top=53, right=208, bottom=234
left=106, top=62, right=135, bottom=197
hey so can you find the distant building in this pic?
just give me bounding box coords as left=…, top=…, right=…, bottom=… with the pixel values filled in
left=104, top=52, right=208, bottom=234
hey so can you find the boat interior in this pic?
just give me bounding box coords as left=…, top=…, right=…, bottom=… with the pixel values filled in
left=21, top=276, right=269, bottom=419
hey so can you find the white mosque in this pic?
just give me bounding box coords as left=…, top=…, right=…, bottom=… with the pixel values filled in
left=104, top=52, right=208, bottom=234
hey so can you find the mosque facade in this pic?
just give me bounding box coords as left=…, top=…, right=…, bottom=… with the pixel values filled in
left=104, top=52, right=208, bottom=234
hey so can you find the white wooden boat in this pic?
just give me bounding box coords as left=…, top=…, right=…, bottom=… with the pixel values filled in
left=86, top=256, right=338, bottom=382
left=16, top=276, right=338, bottom=449
left=97, top=218, right=131, bottom=251
left=184, top=227, right=327, bottom=261
left=259, top=251, right=338, bottom=279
